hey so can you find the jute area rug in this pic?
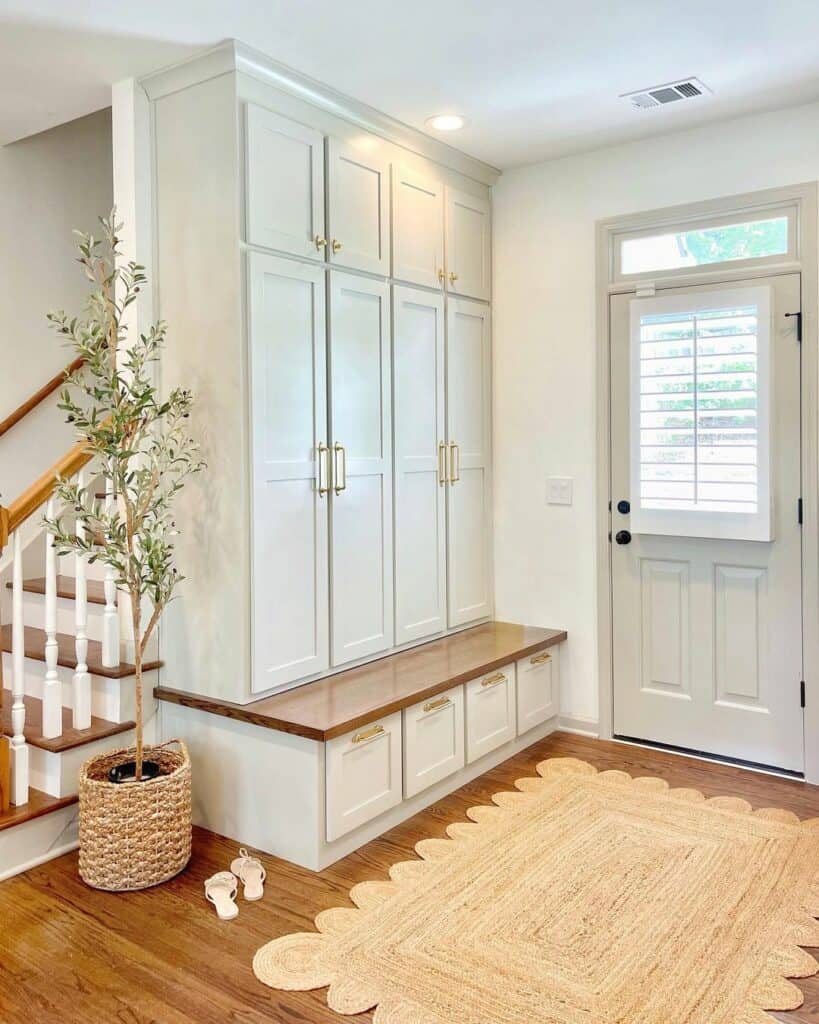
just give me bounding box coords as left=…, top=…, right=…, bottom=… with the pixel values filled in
left=254, top=757, right=819, bottom=1023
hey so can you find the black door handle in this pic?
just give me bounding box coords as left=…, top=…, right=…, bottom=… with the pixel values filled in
left=615, top=530, right=632, bottom=545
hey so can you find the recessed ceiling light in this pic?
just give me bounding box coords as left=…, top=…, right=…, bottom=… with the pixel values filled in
left=425, top=113, right=467, bottom=132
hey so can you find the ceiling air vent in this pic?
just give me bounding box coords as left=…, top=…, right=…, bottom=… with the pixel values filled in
left=621, top=78, right=711, bottom=109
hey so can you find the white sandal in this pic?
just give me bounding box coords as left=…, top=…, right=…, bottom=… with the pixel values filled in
left=204, top=871, right=239, bottom=920
left=231, top=847, right=267, bottom=901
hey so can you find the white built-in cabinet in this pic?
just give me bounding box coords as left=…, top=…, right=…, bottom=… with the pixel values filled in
left=393, top=289, right=492, bottom=641
left=327, top=140, right=390, bottom=275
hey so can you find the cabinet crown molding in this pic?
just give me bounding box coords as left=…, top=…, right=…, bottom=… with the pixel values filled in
left=138, top=39, right=500, bottom=187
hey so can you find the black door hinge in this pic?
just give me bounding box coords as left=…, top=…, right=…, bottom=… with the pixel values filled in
left=798, top=497, right=803, bottom=525
left=800, top=680, right=806, bottom=708
left=785, top=311, right=803, bottom=343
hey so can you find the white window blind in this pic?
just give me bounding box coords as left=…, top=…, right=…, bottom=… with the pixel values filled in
left=629, top=286, right=772, bottom=541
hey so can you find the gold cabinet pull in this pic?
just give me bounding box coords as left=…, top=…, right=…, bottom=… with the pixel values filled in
left=481, top=671, right=506, bottom=688
left=333, top=442, right=347, bottom=494
left=449, top=442, right=460, bottom=483
left=438, top=268, right=446, bottom=284
left=314, top=235, right=327, bottom=250
left=332, top=238, right=343, bottom=253
left=530, top=651, right=552, bottom=666
left=423, top=695, right=451, bottom=713
left=438, top=441, right=447, bottom=486
left=317, top=442, right=330, bottom=496
left=449, top=271, right=458, bottom=285
left=352, top=723, right=384, bottom=744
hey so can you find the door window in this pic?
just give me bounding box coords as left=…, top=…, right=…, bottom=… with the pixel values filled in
left=630, top=285, right=772, bottom=541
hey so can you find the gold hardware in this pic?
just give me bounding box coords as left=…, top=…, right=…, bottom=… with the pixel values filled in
left=438, top=268, right=446, bottom=284
left=449, top=442, right=460, bottom=483
left=332, top=238, right=343, bottom=253
left=449, top=271, right=458, bottom=285
left=438, top=441, right=447, bottom=486
left=530, top=651, right=552, bottom=666
left=317, top=442, right=330, bottom=496
left=334, top=442, right=347, bottom=495
left=314, top=235, right=327, bottom=250
left=423, top=696, right=452, bottom=713
left=352, top=723, right=384, bottom=744
left=481, top=671, right=506, bottom=688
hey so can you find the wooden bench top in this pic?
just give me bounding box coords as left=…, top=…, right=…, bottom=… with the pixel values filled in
left=155, top=621, right=566, bottom=741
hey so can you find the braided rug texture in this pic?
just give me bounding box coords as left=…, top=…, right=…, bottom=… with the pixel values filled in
left=254, top=756, right=819, bottom=1023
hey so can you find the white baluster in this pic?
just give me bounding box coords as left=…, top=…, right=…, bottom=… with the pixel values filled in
left=73, top=469, right=91, bottom=730
left=9, top=530, right=29, bottom=805
left=101, top=475, right=118, bottom=668
left=41, top=497, right=62, bottom=738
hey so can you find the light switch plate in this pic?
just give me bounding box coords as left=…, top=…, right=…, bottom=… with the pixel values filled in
left=547, top=476, right=573, bottom=506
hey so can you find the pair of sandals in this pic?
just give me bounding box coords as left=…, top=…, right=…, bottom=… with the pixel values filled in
left=204, top=848, right=267, bottom=920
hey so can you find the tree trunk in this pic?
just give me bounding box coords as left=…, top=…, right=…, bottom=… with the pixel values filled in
left=131, top=596, right=143, bottom=780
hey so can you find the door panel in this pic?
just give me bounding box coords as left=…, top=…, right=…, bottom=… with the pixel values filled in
left=611, top=273, right=803, bottom=771
left=245, top=105, right=325, bottom=259
left=447, top=298, right=492, bottom=627
left=329, top=272, right=393, bottom=665
left=327, top=138, right=389, bottom=275
left=392, top=167, right=444, bottom=289
left=248, top=253, right=328, bottom=691
left=445, top=187, right=491, bottom=300
left=393, top=286, right=447, bottom=644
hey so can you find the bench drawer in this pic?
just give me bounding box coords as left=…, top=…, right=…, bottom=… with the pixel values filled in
left=465, top=664, right=516, bottom=763
left=326, top=712, right=402, bottom=841
left=517, top=647, right=559, bottom=735
left=403, top=685, right=465, bottom=798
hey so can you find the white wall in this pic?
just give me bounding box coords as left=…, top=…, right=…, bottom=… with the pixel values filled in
left=493, top=98, right=819, bottom=726
left=0, top=109, right=113, bottom=504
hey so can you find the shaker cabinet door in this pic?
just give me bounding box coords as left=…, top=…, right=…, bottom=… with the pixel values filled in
left=327, top=138, right=389, bottom=275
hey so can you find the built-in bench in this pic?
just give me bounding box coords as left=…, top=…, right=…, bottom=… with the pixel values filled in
left=156, top=621, right=567, bottom=870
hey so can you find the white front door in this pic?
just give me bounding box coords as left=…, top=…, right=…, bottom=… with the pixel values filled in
left=611, top=273, right=804, bottom=772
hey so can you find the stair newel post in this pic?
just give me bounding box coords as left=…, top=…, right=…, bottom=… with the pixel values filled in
left=72, top=468, right=91, bottom=730
left=101, top=473, right=118, bottom=668
left=41, top=497, right=62, bottom=739
left=9, top=530, right=29, bottom=805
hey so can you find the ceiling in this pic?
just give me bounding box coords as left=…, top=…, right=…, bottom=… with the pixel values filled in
left=3, top=1, right=819, bottom=168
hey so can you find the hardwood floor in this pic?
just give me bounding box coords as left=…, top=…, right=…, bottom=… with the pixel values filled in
left=0, top=731, right=816, bottom=1024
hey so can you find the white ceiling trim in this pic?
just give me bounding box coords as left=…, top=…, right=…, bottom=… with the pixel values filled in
left=139, top=39, right=501, bottom=186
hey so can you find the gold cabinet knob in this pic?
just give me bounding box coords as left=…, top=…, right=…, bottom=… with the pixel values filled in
left=449, top=271, right=458, bottom=284
left=332, top=238, right=343, bottom=253
left=314, top=235, right=327, bottom=250
left=438, top=268, right=446, bottom=283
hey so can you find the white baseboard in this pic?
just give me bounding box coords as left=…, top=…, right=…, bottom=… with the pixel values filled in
left=0, top=803, right=79, bottom=882
left=557, top=714, right=599, bottom=737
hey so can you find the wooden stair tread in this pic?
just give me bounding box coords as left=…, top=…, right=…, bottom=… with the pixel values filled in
left=0, top=786, right=77, bottom=833
left=8, top=575, right=106, bottom=605
left=1, top=690, right=134, bottom=753
left=0, top=624, right=161, bottom=679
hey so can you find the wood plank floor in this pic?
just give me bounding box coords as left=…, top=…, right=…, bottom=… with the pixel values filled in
left=0, top=731, right=816, bottom=1024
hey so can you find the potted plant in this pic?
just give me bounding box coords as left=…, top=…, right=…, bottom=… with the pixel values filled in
left=45, top=211, right=204, bottom=890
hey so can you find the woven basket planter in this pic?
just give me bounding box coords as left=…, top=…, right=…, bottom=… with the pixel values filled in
left=78, top=738, right=192, bottom=891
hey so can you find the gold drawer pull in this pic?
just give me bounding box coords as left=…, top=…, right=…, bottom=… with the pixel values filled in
left=423, top=696, right=451, bottom=713
left=530, top=652, right=552, bottom=666
left=481, top=671, right=506, bottom=688
left=352, top=724, right=384, bottom=744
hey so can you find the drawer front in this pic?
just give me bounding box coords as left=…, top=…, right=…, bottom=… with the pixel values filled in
left=403, top=685, right=465, bottom=798
left=517, top=647, right=560, bottom=735
left=465, top=664, right=517, bottom=763
left=326, top=712, right=402, bottom=841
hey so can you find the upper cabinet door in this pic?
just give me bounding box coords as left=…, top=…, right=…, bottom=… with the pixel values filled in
left=393, top=286, right=447, bottom=645
left=327, top=138, right=390, bottom=276
left=328, top=272, right=394, bottom=667
left=245, top=104, right=325, bottom=260
left=248, top=253, right=329, bottom=692
left=445, top=188, right=491, bottom=301
left=446, top=298, right=492, bottom=628
left=392, top=167, right=444, bottom=289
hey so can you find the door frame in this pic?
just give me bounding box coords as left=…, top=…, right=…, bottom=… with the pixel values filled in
left=594, top=182, right=819, bottom=782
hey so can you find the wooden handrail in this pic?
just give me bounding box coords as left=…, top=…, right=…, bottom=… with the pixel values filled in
left=0, top=357, right=85, bottom=441
left=1, top=439, right=95, bottom=547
